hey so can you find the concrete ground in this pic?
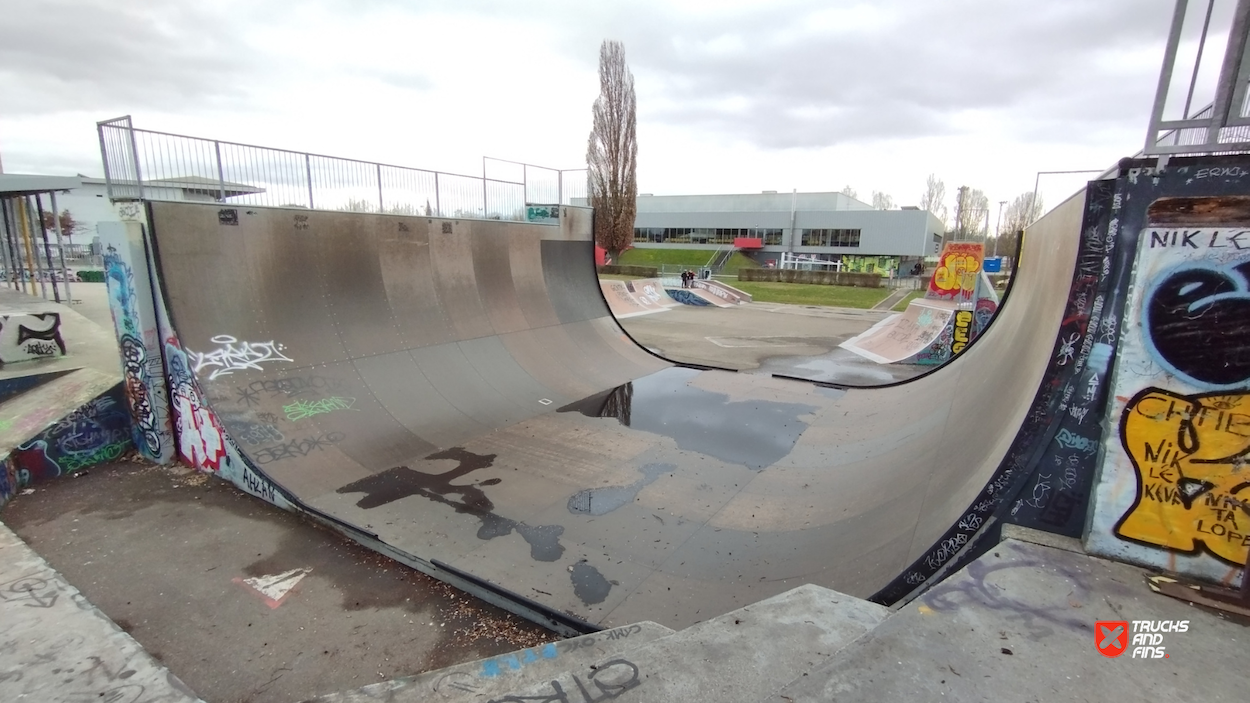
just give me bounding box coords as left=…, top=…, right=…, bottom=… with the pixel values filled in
left=619, top=300, right=927, bottom=384
left=0, top=459, right=556, bottom=703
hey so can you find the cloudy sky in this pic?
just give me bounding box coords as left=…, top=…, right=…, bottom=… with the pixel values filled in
left=0, top=0, right=1213, bottom=218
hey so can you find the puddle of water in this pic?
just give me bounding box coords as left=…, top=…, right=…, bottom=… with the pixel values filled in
left=336, top=447, right=565, bottom=562
left=559, top=367, right=817, bottom=470
left=567, top=462, right=674, bottom=516
left=570, top=561, right=612, bottom=605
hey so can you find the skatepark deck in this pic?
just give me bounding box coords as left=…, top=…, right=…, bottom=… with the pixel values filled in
left=146, top=193, right=1081, bottom=630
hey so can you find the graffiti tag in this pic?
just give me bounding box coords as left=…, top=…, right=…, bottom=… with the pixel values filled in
left=188, top=335, right=293, bottom=380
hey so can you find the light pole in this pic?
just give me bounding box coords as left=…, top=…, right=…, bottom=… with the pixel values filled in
left=994, top=200, right=1007, bottom=257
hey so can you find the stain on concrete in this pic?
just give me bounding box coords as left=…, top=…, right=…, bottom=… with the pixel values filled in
left=567, top=462, right=673, bottom=516
left=336, top=447, right=566, bottom=562
left=569, top=561, right=612, bottom=605
left=559, top=367, right=817, bottom=470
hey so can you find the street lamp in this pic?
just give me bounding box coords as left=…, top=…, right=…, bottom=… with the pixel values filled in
left=994, top=200, right=1007, bottom=257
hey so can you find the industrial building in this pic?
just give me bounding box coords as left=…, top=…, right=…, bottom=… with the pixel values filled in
left=631, top=191, right=945, bottom=274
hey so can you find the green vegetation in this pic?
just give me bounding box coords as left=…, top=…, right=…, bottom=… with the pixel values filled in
left=731, top=281, right=891, bottom=309
left=891, top=290, right=925, bottom=312
left=617, top=248, right=760, bottom=273
left=597, top=273, right=646, bottom=281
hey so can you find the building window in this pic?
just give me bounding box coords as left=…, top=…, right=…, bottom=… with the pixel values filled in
left=800, top=228, right=860, bottom=247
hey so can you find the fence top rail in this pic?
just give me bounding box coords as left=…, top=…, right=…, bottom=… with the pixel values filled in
left=98, top=122, right=523, bottom=186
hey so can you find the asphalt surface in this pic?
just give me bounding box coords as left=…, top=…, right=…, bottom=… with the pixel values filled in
left=0, top=458, right=556, bottom=703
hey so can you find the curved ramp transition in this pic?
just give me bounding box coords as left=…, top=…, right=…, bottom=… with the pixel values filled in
left=148, top=197, right=1082, bottom=630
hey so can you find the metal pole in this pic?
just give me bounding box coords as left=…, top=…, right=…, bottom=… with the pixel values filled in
left=434, top=172, right=441, bottom=217
left=305, top=153, right=315, bottom=209
left=1145, top=0, right=1190, bottom=152
left=377, top=163, right=384, bottom=212
left=49, top=190, right=72, bottom=303
left=34, top=194, right=61, bottom=303
left=17, top=198, right=43, bottom=298
left=215, top=140, right=226, bottom=202
left=1183, top=0, right=1217, bottom=120
left=0, top=198, right=14, bottom=289
left=953, top=186, right=966, bottom=241
left=126, top=118, right=144, bottom=201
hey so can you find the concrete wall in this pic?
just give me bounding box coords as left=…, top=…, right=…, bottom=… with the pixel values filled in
left=1086, top=194, right=1250, bottom=584
left=738, top=268, right=883, bottom=288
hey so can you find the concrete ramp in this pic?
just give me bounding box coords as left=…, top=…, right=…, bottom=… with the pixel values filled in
left=145, top=191, right=1081, bottom=630
left=838, top=298, right=959, bottom=365
left=599, top=278, right=678, bottom=318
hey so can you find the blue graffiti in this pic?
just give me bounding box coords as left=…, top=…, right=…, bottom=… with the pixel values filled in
left=103, top=245, right=138, bottom=336
left=480, top=643, right=559, bottom=677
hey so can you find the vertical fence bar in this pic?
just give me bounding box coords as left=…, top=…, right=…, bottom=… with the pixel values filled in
left=305, top=153, right=315, bottom=209
left=434, top=172, right=441, bottom=216
left=215, top=140, right=226, bottom=202
left=377, top=163, right=384, bottom=212
left=127, top=120, right=144, bottom=201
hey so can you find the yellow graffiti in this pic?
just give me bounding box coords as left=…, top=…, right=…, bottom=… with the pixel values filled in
left=951, top=310, right=974, bottom=354
left=933, top=254, right=981, bottom=295
left=1116, top=388, right=1250, bottom=566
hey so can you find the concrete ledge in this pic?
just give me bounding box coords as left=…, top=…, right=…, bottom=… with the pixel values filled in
left=0, top=523, right=202, bottom=702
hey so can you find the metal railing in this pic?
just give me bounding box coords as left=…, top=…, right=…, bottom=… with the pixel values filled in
left=97, top=116, right=587, bottom=221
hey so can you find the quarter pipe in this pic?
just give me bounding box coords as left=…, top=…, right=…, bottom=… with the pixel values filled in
left=143, top=194, right=1082, bottom=631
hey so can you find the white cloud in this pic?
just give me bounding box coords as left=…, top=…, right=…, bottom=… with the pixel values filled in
left=0, top=0, right=1180, bottom=215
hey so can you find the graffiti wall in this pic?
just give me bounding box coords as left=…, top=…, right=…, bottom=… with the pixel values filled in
left=926, top=242, right=984, bottom=304
left=0, top=313, right=66, bottom=364
left=6, top=384, right=133, bottom=489
left=1088, top=192, right=1250, bottom=584
left=138, top=207, right=291, bottom=510
left=841, top=255, right=899, bottom=275
left=98, top=221, right=175, bottom=464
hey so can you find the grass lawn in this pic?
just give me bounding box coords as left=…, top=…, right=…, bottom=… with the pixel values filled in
left=617, top=248, right=759, bottom=273
left=731, top=281, right=892, bottom=309
left=891, top=290, right=925, bottom=312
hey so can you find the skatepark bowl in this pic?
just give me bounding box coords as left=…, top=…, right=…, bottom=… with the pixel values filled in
left=143, top=192, right=1079, bottom=632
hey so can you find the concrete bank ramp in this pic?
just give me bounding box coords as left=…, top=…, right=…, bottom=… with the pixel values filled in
left=146, top=192, right=1081, bottom=630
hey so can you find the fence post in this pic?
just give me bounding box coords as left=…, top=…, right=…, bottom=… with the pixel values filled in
left=377, top=163, right=384, bottom=212
left=215, top=141, right=226, bottom=202
left=97, top=123, right=114, bottom=200
left=434, top=173, right=441, bottom=217
left=126, top=118, right=144, bottom=201
left=305, top=154, right=315, bottom=209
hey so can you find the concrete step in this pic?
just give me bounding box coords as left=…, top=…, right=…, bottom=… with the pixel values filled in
left=304, top=620, right=674, bottom=703
left=762, top=539, right=1249, bottom=702
left=465, top=583, right=890, bottom=703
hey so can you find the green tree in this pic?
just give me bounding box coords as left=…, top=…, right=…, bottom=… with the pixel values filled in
left=587, top=40, right=638, bottom=262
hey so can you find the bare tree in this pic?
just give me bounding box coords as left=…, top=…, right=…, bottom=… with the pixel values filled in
left=871, top=191, right=894, bottom=210
left=1001, top=191, right=1045, bottom=237
left=587, top=40, right=638, bottom=262
left=998, top=191, right=1044, bottom=255
left=919, top=174, right=947, bottom=227
left=954, top=187, right=990, bottom=240
left=840, top=185, right=858, bottom=200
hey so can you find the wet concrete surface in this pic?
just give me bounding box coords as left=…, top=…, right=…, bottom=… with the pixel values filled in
left=559, top=366, right=818, bottom=469
left=0, top=458, right=556, bottom=703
